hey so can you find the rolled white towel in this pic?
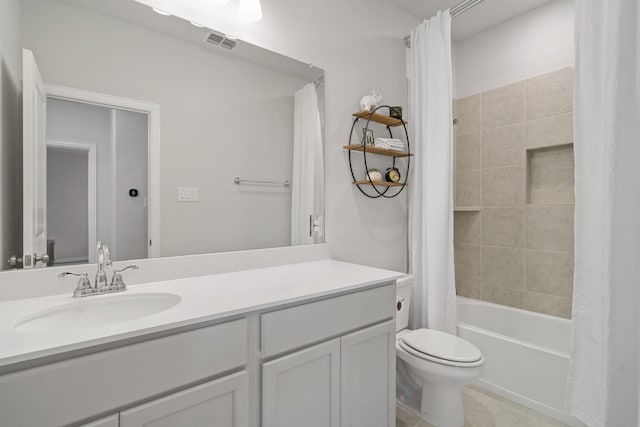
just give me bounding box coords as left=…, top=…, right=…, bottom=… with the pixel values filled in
left=374, top=137, right=403, bottom=144
left=387, top=142, right=404, bottom=148
left=374, top=142, right=391, bottom=149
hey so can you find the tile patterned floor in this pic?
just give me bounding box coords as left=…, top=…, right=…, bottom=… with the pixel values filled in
left=396, top=385, right=570, bottom=427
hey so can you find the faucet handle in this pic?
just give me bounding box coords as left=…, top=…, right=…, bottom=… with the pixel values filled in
left=115, top=265, right=139, bottom=273
left=59, top=272, right=93, bottom=298
left=110, top=265, right=139, bottom=290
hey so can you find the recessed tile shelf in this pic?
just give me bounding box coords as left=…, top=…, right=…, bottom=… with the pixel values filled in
left=526, top=144, right=575, bottom=205
left=454, top=206, right=481, bottom=212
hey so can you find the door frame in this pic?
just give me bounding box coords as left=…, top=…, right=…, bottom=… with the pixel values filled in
left=47, top=140, right=97, bottom=264
left=45, top=83, right=161, bottom=258
left=22, top=49, right=48, bottom=268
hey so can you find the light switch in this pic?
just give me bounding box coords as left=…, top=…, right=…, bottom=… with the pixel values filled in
left=178, top=187, right=198, bottom=202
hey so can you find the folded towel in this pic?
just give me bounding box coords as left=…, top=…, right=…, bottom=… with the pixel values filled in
left=374, top=143, right=405, bottom=152
left=374, top=137, right=403, bottom=145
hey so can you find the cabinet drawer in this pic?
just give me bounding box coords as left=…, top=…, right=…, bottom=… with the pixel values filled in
left=0, top=318, right=248, bottom=427
left=261, top=283, right=395, bottom=358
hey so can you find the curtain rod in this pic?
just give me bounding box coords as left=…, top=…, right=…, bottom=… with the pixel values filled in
left=403, top=0, right=485, bottom=48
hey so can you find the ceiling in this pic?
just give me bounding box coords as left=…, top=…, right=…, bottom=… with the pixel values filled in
left=57, top=0, right=324, bottom=82
left=58, top=0, right=556, bottom=57
left=389, top=0, right=555, bottom=40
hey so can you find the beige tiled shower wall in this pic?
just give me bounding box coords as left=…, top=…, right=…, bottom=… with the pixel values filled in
left=453, top=67, right=574, bottom=319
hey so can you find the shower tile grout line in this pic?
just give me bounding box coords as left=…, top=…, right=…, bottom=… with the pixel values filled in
left=454, top=107, right=573, bottom=138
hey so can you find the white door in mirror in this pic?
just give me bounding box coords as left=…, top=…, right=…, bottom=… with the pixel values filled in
left=21, top=49, right=48, bottom=269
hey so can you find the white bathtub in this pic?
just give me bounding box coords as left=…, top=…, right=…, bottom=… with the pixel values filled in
left=457, top=297, right=581, bottom=426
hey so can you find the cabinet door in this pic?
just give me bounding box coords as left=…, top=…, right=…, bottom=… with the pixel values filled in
left=79, top=415, right=119, bottom=427
left=341, top=320, right=396, bottom=427
left=262, top=339, right=340, bottom=427
left=120, top=371, right=248, bottom=427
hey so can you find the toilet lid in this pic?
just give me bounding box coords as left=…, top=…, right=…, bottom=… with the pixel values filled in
left=401, top=329, right=482, bottom=363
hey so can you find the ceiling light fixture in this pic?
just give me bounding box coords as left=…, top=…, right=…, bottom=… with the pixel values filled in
left=238, top=0, right=263, bottom=22
left=210, top=0, right=230, bottom=5
left=152, top=7, right=172, bottom=16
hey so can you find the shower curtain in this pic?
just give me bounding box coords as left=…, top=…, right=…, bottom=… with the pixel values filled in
left=291, top=83, right=324, bottom=245
left=407, top=11, right=456, bottom=333
left=566, top=1, right=639, bottom=426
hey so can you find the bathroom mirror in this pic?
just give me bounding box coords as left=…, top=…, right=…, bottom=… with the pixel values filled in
left=1, top=0, right=325, bottom=270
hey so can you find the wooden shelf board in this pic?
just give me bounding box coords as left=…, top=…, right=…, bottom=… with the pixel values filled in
left=343, top=144, right=412, bottom=158
left=454, top=206, right=481, bottom=212
left=352, top=111, right=407, bottom=127
left=353, top=180, right=406, bottom=187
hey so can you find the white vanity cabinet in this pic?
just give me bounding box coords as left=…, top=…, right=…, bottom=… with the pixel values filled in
left=260, top=284, right=396, bottom=427
left=0, top=272, right=398, bottom=427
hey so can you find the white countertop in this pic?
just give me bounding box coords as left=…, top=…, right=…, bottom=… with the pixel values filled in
left=0, top=260, right=402, bottom=370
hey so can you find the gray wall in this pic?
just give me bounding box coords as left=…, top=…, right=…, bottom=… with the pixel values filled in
left=114, top=109, right=148, bottom=261
left=452, top=0, right=575, bottom=99
left=21, top=0, right=305, bottom=258
left=47, top=148, right=88, bottom=262
left=0, top=0, right=22, bottom=269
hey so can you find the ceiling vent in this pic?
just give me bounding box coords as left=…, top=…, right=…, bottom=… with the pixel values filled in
left=205, top=31, right=239, bottom=51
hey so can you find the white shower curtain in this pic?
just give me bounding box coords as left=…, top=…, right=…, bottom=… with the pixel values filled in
left=291, top=83, right=324, bottom=245
left=407, top=11, right=456, bottom=333
left=566, top=1, right=640, bottom=426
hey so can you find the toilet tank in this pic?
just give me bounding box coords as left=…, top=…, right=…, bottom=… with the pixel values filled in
left=396, top=275, right=413, bottom=332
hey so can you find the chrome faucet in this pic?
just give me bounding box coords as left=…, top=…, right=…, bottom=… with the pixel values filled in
left=95, top=241, right=112, bottom=289
left=58, top=241, right=138, bottom=298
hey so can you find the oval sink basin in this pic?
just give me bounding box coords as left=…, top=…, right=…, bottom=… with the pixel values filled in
left=15, top=293, right=181, bottom=332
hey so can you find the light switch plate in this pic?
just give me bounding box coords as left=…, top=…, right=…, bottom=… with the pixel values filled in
left=178, top=187, right=198, bottom=202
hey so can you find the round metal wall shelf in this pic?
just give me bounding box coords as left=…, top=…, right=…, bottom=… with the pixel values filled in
left=344, top=104, right=412, bottom=199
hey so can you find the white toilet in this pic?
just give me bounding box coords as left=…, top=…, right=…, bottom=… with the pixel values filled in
left=395, top=275, right=484, bottom=427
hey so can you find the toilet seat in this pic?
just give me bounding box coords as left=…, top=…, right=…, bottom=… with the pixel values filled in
left=399, top=329, right=483, bottom=367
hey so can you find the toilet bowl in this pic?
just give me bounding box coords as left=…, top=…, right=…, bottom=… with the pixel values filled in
left=396, top=276, right=484, bottom=427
